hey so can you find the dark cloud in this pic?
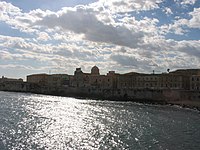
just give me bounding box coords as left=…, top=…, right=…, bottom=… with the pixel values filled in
left=33, top=7, right=144, bottom=48
left=178, top=42, right=200, bottom=57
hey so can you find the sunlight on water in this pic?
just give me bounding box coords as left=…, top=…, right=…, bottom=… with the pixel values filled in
left=0, top=91, right=200, bottom=149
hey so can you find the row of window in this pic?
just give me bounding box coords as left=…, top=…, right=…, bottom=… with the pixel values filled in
left=120, top=83, right=182, bottom=88
left=191, top=77, right=200, bottom=81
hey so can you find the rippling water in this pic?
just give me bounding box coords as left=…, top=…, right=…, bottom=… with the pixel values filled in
left=0, top=91, right=200, bottom=149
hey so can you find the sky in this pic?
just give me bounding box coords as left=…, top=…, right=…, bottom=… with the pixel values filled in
left=0, top=0, right=200, bottom=79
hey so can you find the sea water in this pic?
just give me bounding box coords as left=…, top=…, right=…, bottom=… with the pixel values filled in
left=0, top=91, right=200, bottom=149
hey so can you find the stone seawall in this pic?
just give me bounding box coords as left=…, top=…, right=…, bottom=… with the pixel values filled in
left=1, top=83, right=200, bottom=108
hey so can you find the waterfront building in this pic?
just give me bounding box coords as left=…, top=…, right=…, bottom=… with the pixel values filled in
left=135, top=74, right=160, bottom=89
left=91, top=66, right=100, bottom=75
left=27, top=74, right=50, bottom=86
left=89, top=66, right=105, bottom=89
left=72, top=68, right=90, bottom=88
left=117, top=72, right=139, bottom=89
left=159, top=74, right=187, bottom=90
left=0, top=76, right=26, bottom=92
left=0, top=76, right=23, bottom=83
left=170, top=69, right=200, bottom=76
left=24, top=68, right=200, bottom=98
left=27, top=73, right=70, bottom=87
left=48, top=74, right=71, bottom=87
left=117, top=71, right=190, bottom=90
left=190, top=75, right=200, bottom=91
left=71, top=66, right=119, bottom=91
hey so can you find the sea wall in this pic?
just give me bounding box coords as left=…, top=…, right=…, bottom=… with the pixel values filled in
left=0, top=82, right=199, bottom=105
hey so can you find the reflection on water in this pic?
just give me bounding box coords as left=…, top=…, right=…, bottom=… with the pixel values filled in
left=0, top=91, right=200, bottom=149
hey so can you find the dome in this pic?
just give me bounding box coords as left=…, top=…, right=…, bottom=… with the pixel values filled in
left=91, top=66, right=100, bottom=75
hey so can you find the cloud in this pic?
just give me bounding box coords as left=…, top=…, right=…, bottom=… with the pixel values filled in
left=95, top=0, right=163, bottom=13
left=159, top=7, right=200, bottom=35
left=0, top=1, right=21, bottom=20
left=0, top=0, right=200, bottom=76
left=163, top=7, right=173, bottom=15
left=109, top=36, right=200, bottom=72
left=32, top=6, right=144, bottom=48
left=110, top=53, right=151, bottom=68
left=0, top=64, right=37, bottom=71
left=176, top=40, right=200, bottom=57
left=180, top=0, right=196, bottom=5
left=0, top=50, right=14, bottom=60
left=37, top=32, right=51, bottom=41
left=188, top=8, right=200, bottom=29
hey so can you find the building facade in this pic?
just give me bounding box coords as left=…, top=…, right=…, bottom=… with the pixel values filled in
left=190, top=75, right=200, bottom=91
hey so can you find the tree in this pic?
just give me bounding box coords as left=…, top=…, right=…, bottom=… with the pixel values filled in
left=167, top=69, right=170, bottom=73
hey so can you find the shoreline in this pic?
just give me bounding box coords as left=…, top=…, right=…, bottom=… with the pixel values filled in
left=1, top=90, right=200, bottom=112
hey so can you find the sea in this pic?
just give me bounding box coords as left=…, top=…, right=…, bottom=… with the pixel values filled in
left=0, top=91, right=200, bottom=150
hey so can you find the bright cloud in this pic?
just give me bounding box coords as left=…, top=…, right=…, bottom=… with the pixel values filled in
left=163, top=7, right=173, bottom=15
left=180, top=0, right=196, bottom=5
left=0, top=0, right=200, bottom=78
left=95, top=0, right=164, bottom=13
left=188, top=8, right=200, bottom=29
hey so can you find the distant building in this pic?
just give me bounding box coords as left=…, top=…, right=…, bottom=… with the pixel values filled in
left=71, top=66, right=119, bottom=90
left=48, top=74, right=71, bottom=87
left=0, top=76, right=25, bottom=92
left=190, top=75, right=200, bottom=91
left=72, top=68, right=90, bottom=88
left=159, top=74, right=187, bottom=90
left=0, top=76, right=23, bottom=83
left=27, top=73, right=70, bottom=87
left=170, top=69, right=200, bottom=76
left=27, top=74, right=49, bottom=86
left=117, top=71, right=191, bottom=90
left=91, top=66, right=100, bottom=75
left=24, top=68, right=200, bottom=96
left=135, top=74, right=161, bottom=89
left=117, top=72, right=139, bottom=89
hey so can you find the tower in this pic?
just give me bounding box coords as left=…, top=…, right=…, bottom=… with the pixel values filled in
left=91, top=66, right=100, bottom=75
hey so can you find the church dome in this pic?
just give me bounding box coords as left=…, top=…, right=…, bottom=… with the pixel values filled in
left=91, top=66, right=100, bottom=75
